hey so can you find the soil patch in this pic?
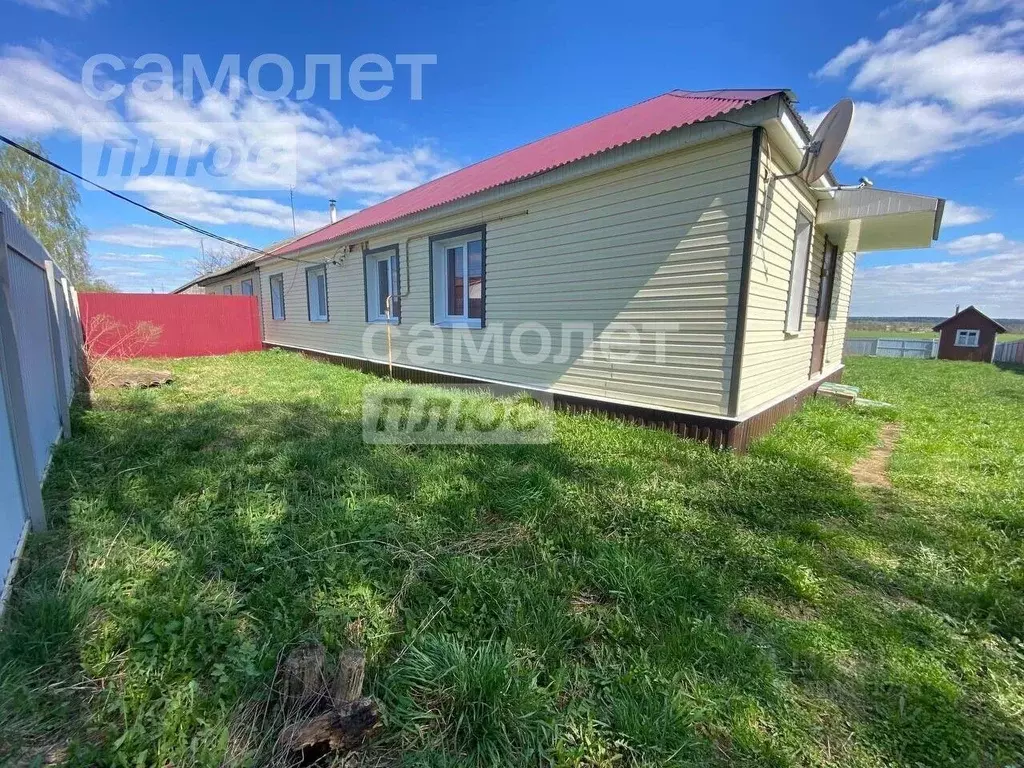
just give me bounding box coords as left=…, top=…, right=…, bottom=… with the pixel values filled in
left=851, top=423, right=900, bottom=489
left=109, top=368, right=173, bottom=388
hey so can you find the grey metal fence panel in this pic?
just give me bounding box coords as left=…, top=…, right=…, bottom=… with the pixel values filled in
left=876, top=338, right=936, bottom=359
left=846, top=337, right=938, bottom=359
left=8, top=250, right=61, bottom=480
left=993, top=340, right=1024, bottom=364
left=0, top=199, right=83, bottom=612
left=0, top=350, right=29, bottom=604
left=844, top=338, right=877, bottom=356
left=48, top=262, right=74, bottom=404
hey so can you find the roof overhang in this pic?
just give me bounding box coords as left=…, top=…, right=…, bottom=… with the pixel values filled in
left=762, top=96, right=838, bottom=193
left=815, top=188, right=944, bottom=252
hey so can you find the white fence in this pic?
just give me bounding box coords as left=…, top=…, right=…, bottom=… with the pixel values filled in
left=0, top=199, right=82, bottom=615
left=993, top=340, right=1024, bottom=364
left=844, top=337, right=939, bottom=359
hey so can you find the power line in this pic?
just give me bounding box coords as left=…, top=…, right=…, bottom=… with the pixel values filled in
left=0, top=133, right=314, bottom=265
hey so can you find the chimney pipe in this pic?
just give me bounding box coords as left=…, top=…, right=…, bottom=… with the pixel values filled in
left=955, top=304, right=960, bottom=315
left=328, top=199, right=338, bottom=224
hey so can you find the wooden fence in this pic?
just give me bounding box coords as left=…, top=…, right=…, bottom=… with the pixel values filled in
left=79, top=292, right=262, bottom=358
left=0, top=200, right=82, bottom=614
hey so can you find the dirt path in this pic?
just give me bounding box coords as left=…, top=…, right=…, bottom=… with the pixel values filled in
left=851, top=423, right=900, bottom=489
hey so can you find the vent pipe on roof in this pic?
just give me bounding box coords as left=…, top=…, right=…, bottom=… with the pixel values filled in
left=955, top=304, right=960, bottom=315
left=329, top=199, right=338, bottom=224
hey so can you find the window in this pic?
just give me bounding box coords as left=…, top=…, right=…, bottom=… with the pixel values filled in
left=364, top=246, right=401, bottom=322
left=431, top=228, right=484, bottom=327
left=270, top=273, right=285, bottom=320
left=306, top=264, right=329, bottom=322
left=955, top=329, right=980, bottom=347
left=240, top=278, right=254, bottom=296
left=785, top=211, right=813, bottom=333
left=222, top=285, right=233, bottom=295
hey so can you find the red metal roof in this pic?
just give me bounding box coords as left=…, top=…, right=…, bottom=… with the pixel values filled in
left=273, top=89, right=783, bottom=257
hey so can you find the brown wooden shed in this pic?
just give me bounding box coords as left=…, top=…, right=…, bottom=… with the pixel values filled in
left=932, top=306, right=1006, bottom=362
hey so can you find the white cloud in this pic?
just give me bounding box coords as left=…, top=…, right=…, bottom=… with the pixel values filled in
left=0, top=46, right=125, bottom=141
left=806, top=100, right=1024, bottom=167
left=943, top=231, right=1008, bottom=253
left=816, top=0, right=1024, bottom=168
left=91, top=224, right=202, bottom=249
left=1, top=43, right=457, bottom=263
left=93, top=266, right=148, bottom=279
left=0, top=45, right=455, bottom=199
left=9, top=0, right=106, bottom=17
left=92, top=263, right=185, bottom=293
left=942, top=200, right=991, bottom=226
left=123, top=178, right=329, bottom=233
left=852, top=240, right=1024, bottom=316
left=122, top=81, right=454, bottom=196
left=94, top=251, right=168, bottom=263
left=818, top=38, right=875, bottom=78
left=849, top=24, right=1024, bottom=110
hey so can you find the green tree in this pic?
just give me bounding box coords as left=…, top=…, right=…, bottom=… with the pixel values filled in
left=0, top=138, right=92, bottom=285
left=77, top=278, right=117, bottom=292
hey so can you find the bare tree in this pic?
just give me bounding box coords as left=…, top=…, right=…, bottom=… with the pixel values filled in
left=191, top=241, right=252, bottom=278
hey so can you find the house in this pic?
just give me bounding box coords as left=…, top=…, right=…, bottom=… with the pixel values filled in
left=933, top=306, right=1006, bottom=363
left=171, top=233, right=308, bottom=297
left=172, top=253, right=261, bottom=297
left=172, top=283, right=207, bottom=295
left=194, top=89, right=944, bottom=449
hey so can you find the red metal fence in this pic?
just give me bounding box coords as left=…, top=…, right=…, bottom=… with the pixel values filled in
left=79, top=293, right=262, bottom=358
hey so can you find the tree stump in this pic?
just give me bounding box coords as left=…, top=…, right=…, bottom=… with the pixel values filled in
left=276, top=645, right=377, bottom=763
left=280, top=643, right=326, bottom=708
left=330, top=648, right=366, bottom=707
left=277, top=697, right=379, bottom=754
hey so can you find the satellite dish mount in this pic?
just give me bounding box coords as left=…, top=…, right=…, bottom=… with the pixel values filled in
left=776, top=98, right=854, bottom=185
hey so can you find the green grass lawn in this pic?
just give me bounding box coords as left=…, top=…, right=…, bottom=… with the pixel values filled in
left=2, top=352, right=1023, bottom=767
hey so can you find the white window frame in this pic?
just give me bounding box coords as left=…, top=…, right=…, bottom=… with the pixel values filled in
left=306, top=264, right=329, bottom=323
left=222, top=285, right=233, bottom=296
left=785, top=210, right=813, bottom=334
left=431, top=228, right=485, bottom=328
left=240, top=278, right=254, bottom=296
left=954, top=329, right=980, bottom=347
left=364, top=246, right=401, bottom=323
left=269, top=273, right=286, bottom=320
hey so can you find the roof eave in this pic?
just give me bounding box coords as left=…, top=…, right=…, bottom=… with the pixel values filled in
left=932, top=306, right=1008, bottom=333
left=195, top=258, right=260, bottom=286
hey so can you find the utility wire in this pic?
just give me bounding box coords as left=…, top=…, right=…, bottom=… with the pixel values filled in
left=0, top=133, right=316, bottom=264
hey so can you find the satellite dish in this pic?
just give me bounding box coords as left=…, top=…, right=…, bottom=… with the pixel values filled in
left=800, top=98, right=854, bottom=184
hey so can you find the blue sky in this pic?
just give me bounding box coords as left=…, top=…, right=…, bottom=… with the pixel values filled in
left=1, top=0, right=1021, bottom=316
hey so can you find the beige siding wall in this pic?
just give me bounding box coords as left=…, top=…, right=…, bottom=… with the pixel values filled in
left=736, top=137, right=853, bottom=414
left=260, top=133, right=754, bottom=416
left=203, top=272, right=258, bottom=298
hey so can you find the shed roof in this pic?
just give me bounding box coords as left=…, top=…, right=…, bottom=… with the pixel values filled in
left=932, top=305, right=1008, bottom=333
left=272, top=89, right=785, bottom=257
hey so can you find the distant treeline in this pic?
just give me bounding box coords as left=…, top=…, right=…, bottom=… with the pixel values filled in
left=850, top=317, right=1024, bottom=333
